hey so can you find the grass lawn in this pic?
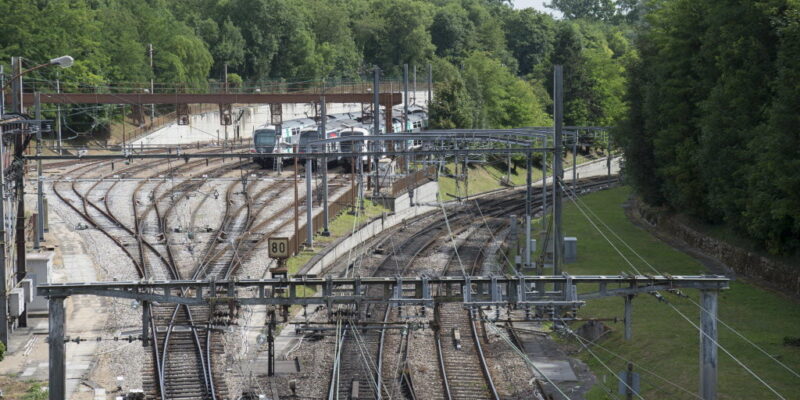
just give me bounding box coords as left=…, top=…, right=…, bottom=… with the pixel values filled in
left=437, top=151, right=594, bottom=200
left=555, top=187, right=800, bottom=399
left=286, top=199, right=388, bottom=275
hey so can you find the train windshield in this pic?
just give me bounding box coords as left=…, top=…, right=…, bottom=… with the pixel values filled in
left=298, top=130, right=322, bottom=152
left=254, top=129, right=276, bottom=146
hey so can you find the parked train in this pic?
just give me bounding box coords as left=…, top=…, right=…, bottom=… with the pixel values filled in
left=252, top=105, right=428, bottom=168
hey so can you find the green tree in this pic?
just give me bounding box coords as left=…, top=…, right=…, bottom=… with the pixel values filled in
left=618, top=0, right=800, bottom=255
left=546, top=0, right=616, bottom=21
left=461, top=52, right=550, bottom=128
left=429, top=76, right=475, bottom=129
left=431, top=5, right=476, bottom=59
left=306, top=0, right=362, bottom=79
left=743, top=0, right=800, bottom=254
left=504, top=9, right=556, bottom=77
left=354, top=0, right=434, bottom=72
left=213, top=19, right=245, bottom=73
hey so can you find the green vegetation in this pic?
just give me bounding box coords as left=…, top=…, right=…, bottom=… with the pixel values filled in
left=616, top=0, right=800, bottom=256
left=436, top=151, right=596, bottom=200
left=21, top=383, right=47, bottom=400
left=0, top=379, right=47, bottom=400
left=286, top=199, right=388, bottom=275
left=0, top=0, right=632, bottom=151
left=557, top=187, right=800, bottom=398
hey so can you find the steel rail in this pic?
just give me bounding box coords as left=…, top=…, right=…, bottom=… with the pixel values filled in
left=27, top=147, right=556, bottom=161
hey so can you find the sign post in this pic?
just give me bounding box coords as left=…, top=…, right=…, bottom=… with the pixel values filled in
left=268, top=237, right=290, bottom=280
left=266, top=237, right=289, bottom=377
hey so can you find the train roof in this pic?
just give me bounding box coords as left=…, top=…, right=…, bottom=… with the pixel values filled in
left=408, top=113, right=426, bottom=122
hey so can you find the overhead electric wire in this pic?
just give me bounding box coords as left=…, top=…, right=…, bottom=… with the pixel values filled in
left=562, top=178, right=800, bottom=382
left=559, top=319, right=644, bottom=400
left=486, top=322, right=572, bottom=399
left=564, top=323, right=703, bottom=399
left=436, top=159, right=466, bottom=276
left=558, top=180, right=789, bottom=399
left=665, top=302, right=787, bottom=399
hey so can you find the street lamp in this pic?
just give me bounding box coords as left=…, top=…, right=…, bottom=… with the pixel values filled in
left=1, top=55, right=74, bottom=91
left=49, top=55, right=74, bottom=68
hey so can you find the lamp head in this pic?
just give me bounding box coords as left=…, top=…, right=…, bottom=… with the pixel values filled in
left=49, top=55, right=74, bottom=68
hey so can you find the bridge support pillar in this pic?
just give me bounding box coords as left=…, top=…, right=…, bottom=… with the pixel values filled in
left=48, top=296, right=66, bottom=400
left=700, top=290, right=718, bottom=400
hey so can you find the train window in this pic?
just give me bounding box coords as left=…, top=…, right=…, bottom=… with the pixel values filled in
left=254, top=130, right=276, bottom=145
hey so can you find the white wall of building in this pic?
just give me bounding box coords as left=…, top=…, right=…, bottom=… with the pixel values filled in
left=132, top=91, right=429, bottom=147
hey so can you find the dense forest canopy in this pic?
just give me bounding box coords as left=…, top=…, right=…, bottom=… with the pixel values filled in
left=2, top=0, right=798, bottom=255
left=616, top=0, right=800, bottom=256
left=0, top=0, right=635, bottom=130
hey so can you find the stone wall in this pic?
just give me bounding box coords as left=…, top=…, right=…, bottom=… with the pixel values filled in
left=634, top=200, right=800, bottom=296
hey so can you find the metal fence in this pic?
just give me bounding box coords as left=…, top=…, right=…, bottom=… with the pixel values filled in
left=286, top=168, right=432, bottom=257
left=288, top=184, right=356, bottom=256
left=391, top=167, right=435, bottom=196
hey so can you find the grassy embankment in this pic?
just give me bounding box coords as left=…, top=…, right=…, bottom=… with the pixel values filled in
left=437, top=152, right=593, bottom=200
left=551, top=187, right=800, bottom=399
left=286, top=200, right=388, bottom=276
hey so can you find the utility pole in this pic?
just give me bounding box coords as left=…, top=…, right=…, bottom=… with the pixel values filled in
left=49, top=296, right=66, bottom=400
left=572, top=131, right=578, bottom=191
left=0, top=63, right=7, bottom=347
left=358, top=140, right=365, bottom=211
left=321, top=96, right=329, bottom=236
left=553, top=65, right=564, bottom=280
left=305, top=145, right=313, bottom=248
left=624, top=295, right=633, bottom=341
left=524, top=144, right=532, bottom=270
left=427, top=63, right=432, bottom=108
left=294, top=152, right=299, bottom=254
left=223, top=63, right=228, bottom=149
left=121, top=104, right=126, bottom=150
left=148, top=44, right=155, bottom=123
left=372, top=67, right=380, bottom=197
left=35, top=93, right=43, bottom=248
left=541, top=140, right=547, bottom=231
left=56, top=79, right=62, bottom=155
left=607, top=135, right=612, bottom=178
left=267, top=308, right=276, bottom=376
left=625, top=362, right=634, bottom=400
left=413, top=65, right=417, bottom=105
left=12, top=58, right=27, bottom=316
left=700, top=290, right=719, bottom=400
left=403, top=64, right=409, bottom=173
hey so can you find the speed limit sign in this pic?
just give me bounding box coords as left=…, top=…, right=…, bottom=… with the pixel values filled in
left=268, top=237, right=290, bottom=259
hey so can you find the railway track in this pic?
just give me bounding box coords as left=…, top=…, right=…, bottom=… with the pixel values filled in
left=321, top=176, right=618, bottom=400
left=144, top=163, right=255, bottom=400
left=51, top=151, right=252, bottom=399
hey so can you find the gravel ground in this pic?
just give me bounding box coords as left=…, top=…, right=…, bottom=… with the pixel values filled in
left=46, top=180, right=146, bottom=391
left=406, top=321, right=447, bottom=399
left=42, top=156, right=563, bottom=399
left=481, top=316, right=543, bottom=399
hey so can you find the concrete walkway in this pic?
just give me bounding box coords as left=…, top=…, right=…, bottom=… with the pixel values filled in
left=0, top=210, right=108, bottom=399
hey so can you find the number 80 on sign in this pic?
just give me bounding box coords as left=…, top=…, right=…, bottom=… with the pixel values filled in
left=268, top=237, right=290, bottom=259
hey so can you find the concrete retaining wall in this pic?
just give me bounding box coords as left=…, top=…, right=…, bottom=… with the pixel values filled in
left=635, top=200, right=800, bottom=296
left=300, top=180, right=439, bottom=277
